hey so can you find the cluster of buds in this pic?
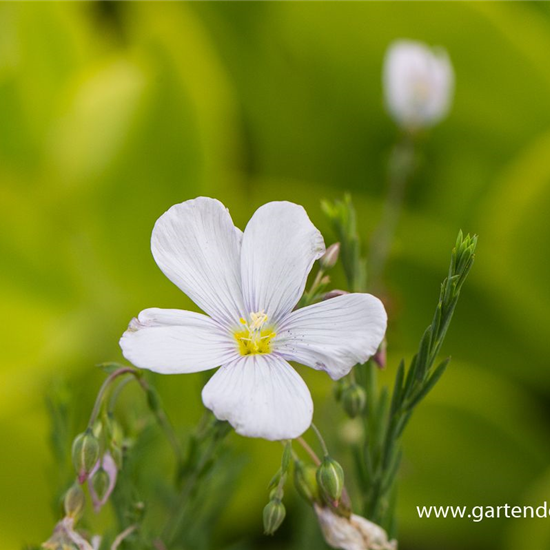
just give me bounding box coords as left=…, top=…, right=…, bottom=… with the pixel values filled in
left=263, top=442, right=292, bottom=535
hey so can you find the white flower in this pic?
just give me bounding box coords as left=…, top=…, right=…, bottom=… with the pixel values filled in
left=314, top=504, right=397, bottom=550
left=120, top=198, right=387, bottom=440
left=383, top=39, right=454, bottom=131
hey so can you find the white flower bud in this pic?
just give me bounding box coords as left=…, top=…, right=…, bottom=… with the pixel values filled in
left=384, top=40, right=454, bottom=132
left=314, top=504, right=397, bottom=550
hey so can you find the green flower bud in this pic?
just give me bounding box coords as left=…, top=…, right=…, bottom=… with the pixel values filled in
left=294, top=461, right=320, bottom=504
left=263, top=499, right=286, bottom=535
left=63, top=482, right=85, bottom=519
left=341, top=384, right=367, bottom=418
left=72, top=429, right=100, bottom=483
left=332, top=379, right=348, bottom=402
left=110, top=443, right=123, bottom=469
left=104, top=416, right=123, bottom=447
left=91, top=467, right=110, bottom=502
left=316, top=456, right=345, bottom=505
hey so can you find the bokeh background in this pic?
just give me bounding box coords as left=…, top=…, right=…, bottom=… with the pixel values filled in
left=2, top=1, right=550, bottom=549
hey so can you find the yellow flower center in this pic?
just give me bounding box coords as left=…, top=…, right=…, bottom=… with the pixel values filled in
left=234, top=310, right=276, bottom=356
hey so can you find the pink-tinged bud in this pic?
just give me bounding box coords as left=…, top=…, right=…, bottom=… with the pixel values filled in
left=320, top=243, right=340, bottom=270
left=88, top=453, right=118, bottom=513
left=372, top=339, right=387, bottom=369
left=322, top=289, right=349, bottom=301
left=72, top=430, right=100, bottom=484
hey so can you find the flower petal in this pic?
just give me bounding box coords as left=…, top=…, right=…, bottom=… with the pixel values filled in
left=120, top=308, right=237, bottom=374
left=240, top=201, right=325, bottom=323
left=152, top=197, right=245, bottom=326
left=201, top=354, right=313, bottom=440
left=276, top=294, right=387, bottom=380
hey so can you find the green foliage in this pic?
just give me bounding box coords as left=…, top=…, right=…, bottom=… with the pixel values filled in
left=2, top=3, right=550, bottom=550
left=355, top=232, right=477, bottom=534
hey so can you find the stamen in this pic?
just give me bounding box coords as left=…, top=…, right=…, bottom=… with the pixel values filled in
left=234, top=311, right=275, bottom=356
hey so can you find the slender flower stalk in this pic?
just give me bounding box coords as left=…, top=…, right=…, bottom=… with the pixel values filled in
left=368, top=135, right=416, bottom=292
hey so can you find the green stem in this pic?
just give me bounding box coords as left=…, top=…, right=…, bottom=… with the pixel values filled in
left=311, top=423, right=329, bottom=458
left=369, top=134, right=416, bottom=291
left=137, top=377, right=184, bottom=466
left=296, top=437, right=321, bottom=466
left=87, top=367, right=136, bottom=429
left=162, top=431, right=227, bottom=544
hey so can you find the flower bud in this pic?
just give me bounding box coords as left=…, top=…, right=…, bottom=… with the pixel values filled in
left=341, top=384, right=367, bottom=418
left=332, top=379, right=348, bottom=402
left=373, top=339, right=387, bottom=369
left=294, top=461, right=320, bottom=504
left=72, top=430, right=100, bottom=484
left=316, top=456, right=345, bottom=505
left=263, top=499, right=286, bottom=535
left=89, top=453, right=118, bottom=513
left=110, top=443, right=123, bottom=469
left=64, top=482, right=85, bottom=519
left=384, top=40, right=454, bottom=132
left=320, top=243, right=340, bottom=270
left=91, top=468, right=109, bottom=502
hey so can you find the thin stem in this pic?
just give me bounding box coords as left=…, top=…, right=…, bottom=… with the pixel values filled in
left=296, top=437, right=321, bottom=466
left=87, top=368, right=136, bottom=429
left=137, top=378, right=184, bottom=465
left=311, top=423, right=329, bottom=458
left=108, top=376, right=134, bottom=414
left=369, top=134, right=416, bottom=291
left=162, top=434, right=226, bottom=544
left=111, top=525, right=137, bottom=550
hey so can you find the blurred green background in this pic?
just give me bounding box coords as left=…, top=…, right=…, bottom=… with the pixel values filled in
left=2, top=1, right=550, bottom=549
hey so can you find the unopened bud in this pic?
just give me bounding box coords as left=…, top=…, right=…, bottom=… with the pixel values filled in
left=110, top=443, right=123, bottom=469
left=341, top=384, right=367, bottom=418
left=91, top=468, right=109, bottom=502
left=320, top=243, right=340, bottom=270
left=294, top=461, right=320, bottom=504
left=333, top=379, right=348, bottom=402
left=317, top=457, right=345, bottom=505
left=372, top=339, right=387, bottom=369
left=263, top=499, right=286, bottom=535
left=89, top=453, right=118, bottom=513
left=72, top=430, right=100, bottom=484
left=104, top=416, right=123, bottom=447
left=64, top=482, right=85, bottom=519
